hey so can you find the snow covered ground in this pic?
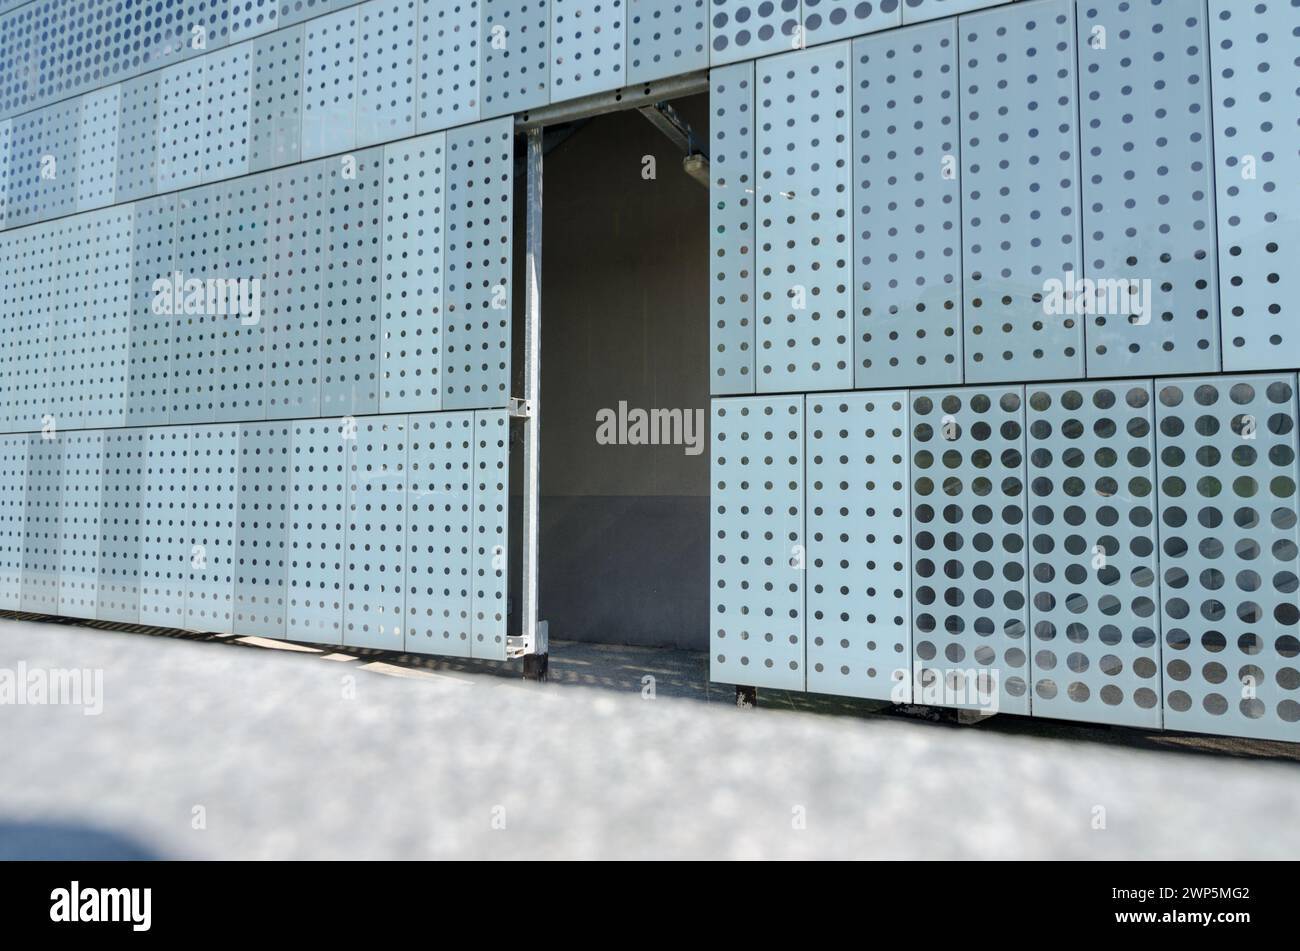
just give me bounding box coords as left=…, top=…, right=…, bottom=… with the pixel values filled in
left=0, top=618, right=1296, bottom=859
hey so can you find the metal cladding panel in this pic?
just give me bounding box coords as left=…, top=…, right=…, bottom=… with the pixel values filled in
left=10, top=225, right=53, bottom=433
left=628, top=0, right=707, bottom=83
left=471, top=409, right=509, bottom=659
left=57, top=431, right=105, bottom=619
left=0, top=435, right=27, bottom=610
left=480, top=0, right=551, bottom=118
left=278, top=0, right=335, bottom=28
left=126, top=195, right=178, bottom=427
left=381, top=134, right=447, bottom=412
left=418, top=0, right=482, bottom=132
left=709, top=61, right=756, bottom=396
left=804, top=0, right=901, bottom=47
left=288, top=418, right=349, bottom=646
left=231, top=0, right=282, bottom=40
left=710, top=395, right=806, bottom=690
left=96, top=428, right=145, bottom=623
left=1210, top=1, right=1300, bottom=371
left=806, top=391, right=911, bottom=700
left=250, top=26, right=306, bottom=173
left=345, top=414, right=408, bottom=650
left=320, top=148, right=385, bottom=417
left=852, top=19, right=962, bottom=388
left=185, top=425, right=240, bottom=634
left=209, top=177, right=274, bottom=424
left=76, top=85, right=120, bottom=211
left=357, top=0, right=419, bottom=147
left=551, top=0, right=627, bottom=99
left=235, top=422, right=292, bottom=637
left=1026, top=380, right=1162, bottom=727
left=79, top=208, right=134, bottom=431
left=910, top=386, right=1030, bottom=713
left=202, top=44, right=254, bottom=183
left=139, top=426, right=191, bottom=629
left=158, top=58, right=208, bottom=192
left=1155, top=374, right=1300, bottom=742
left=0, top=118, right=10, bottom=226
left=755, top=42, right=854, bottom=394
left=35, top=99, right=81, bottom=222
left=902, top=0, right=1012, bottom=24
left=170, top=186, right=221, bottom=425
left=266, top=161, right=326, bottom=419
left=19, top=434, right=61, bottom=614
left=115, top=73, right=162, bottom=211
left=1078, top=0, right=1219, bottom=377
left=302, top=8, right=360, bottom=160
left=4, top=110, right=42, bottom=228
left=960, top=0, right=1085, bottom=383
left=709, top=0, right=801, bottom=67
left=405, top=411, right=475, bottom=655
left=46, top=218, right=92, bottom=432
left=443, top=118, right=513, bottom=410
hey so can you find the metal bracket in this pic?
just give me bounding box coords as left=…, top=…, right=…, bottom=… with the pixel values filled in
left=637, top=100, right=710, bottom=188
left=509, top=397, right=532, bottom=419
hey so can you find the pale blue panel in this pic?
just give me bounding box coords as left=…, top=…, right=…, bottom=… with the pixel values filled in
left=157, top=58, right=207, bottom=191
left=115, top=74, right=161, bottom=203
left=551, top=0, right=627, bottom=98
left=203, top=44, right=253, bottom=183
left=250, top=25, right=305, bottom=172
left=139, top=426, right=191, bottom=629
left=287, top=418, right=350, bottom=645
left=345, top=414, right=408, bottom=650
left=804, top=0, right=900, bottom=46
left=710, top=0, right=802, bottom=66
left=480, top=0, right=551, bottom=117
left=628, top=0, right=707, bottom=83
left=356, top=0, right=419, bottom=146
left=302, top=8, right=360, bottom=159
left=902, top=0, right=1011, bottom=24
left=96, top=428, right=145, bottom=623
left=471, top=409, right=509, bottom=659
left=0, top=434, right=27, bottom=610
left=234, top=421, right=292, bottom=637
left=186, top=424, right=240, bottom=634
left=126, top=195, right=177, bottom=427
left=58, top=431, right=105, bottom=619
left=418, top=0, right=482, bottom=131
left=77, top=85, right=120, bottom=211
left=20, top=433, right=61, bottom=614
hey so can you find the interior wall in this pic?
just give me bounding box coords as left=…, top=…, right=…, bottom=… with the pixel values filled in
left=511, top=94, right=712, bottom=651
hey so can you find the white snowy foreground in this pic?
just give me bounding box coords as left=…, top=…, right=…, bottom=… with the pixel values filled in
left=0, top=618, right=1296, bottom=860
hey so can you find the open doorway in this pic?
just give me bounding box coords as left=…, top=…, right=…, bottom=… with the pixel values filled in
left=509, top=93, right=711, bottom=652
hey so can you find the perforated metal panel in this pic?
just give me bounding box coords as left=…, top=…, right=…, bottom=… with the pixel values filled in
left=57, top=430, right=105, bottom=619
left=0, top=118, right=11, bottom=226
left=910, top=386, right=1029, bottom=713
left=1210, top=0, right=1300, bottom=371
left=288, top=418, right=349, bottom=645
left=185, top=424, right=239, bottom=634
left=804, top=0, right=900, bottom=46
left=0, top=435, right=27, bottom=610
left=320, top=148, right=384, bottom=417
left=231, top=0, right=281, bottom=39
left=79, top=207, right=134, bottom=430
left=170, top=186, right=220, bottom=424
left=76, top=85, right=120, bottom=211
left=418, top=0, right=482, bottom=130
left=471, top=408, right=509, bottom=658
left=139, top=426, right=191, bottom=628
left=806, top=391, right=910, bottom=700
left=628, top=0, right=707, bottom=83
left=266, top=161, right=325, bottom=418
left=1026, top=381, right=1161, bottom=727
left=35, top=100, right=81, bottom=221
left=443, top=117, right=513, bottom=410
left=852, top=18, right=961, bottom=388
left=302, top=8, right=360, bottom=160
left=126, top=195, right=177, bottom=427
left=1156, top=375, right=1300, bottom=742
left=902, top=0, right=1011, bottom=24
left=709, top=62, right=755, bottom=396
left=710, top=395, right=805, bottom=690
left=405, top=411, right=475, bottom=654
left=279, top=0, right=334, bottom=28
left=115, top=74, right=161, bottom=204
left=203, top=44, right=253, bottom=183
left=233, top=422, right=291, bottom=636
left=19, top=433, right=60, bottom=614
left=709, top=0, right=801, bottom=66
left=356, top=0, right=418, bottom=146
left=480, top=0, right=551, bottom=118
left=1078, top=0, right=1219, bottom=377
left=46, top=217, right=92, bottom=431
left=5, top=224, right=51, bottom=433
left=551, top=0, right=626, bottom=98
left=756, top=42, right=854, bottom=394
left=96, top=428, right=145, bottom=622
left=961, top=0, right=1085, bottom=383
left=158, top=58, right=208, bottom=191
left=345, top=414, right=408, bottom=649
left=250, top=25, right=305, bottom=173
left=382, top=134, right=446, bottom=412
left=214, top=177, right=273, bottom=423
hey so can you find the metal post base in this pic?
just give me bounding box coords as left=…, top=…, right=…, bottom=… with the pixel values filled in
left=735, top=685, right=757, bottom=709
left=523, top=653, right=549, bottom=682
